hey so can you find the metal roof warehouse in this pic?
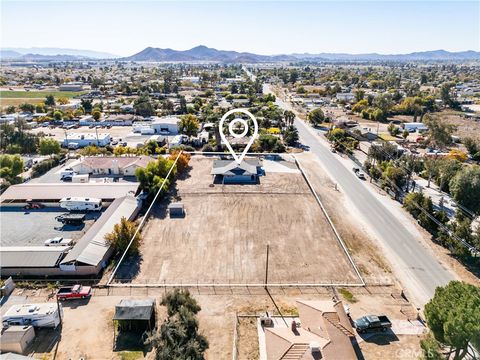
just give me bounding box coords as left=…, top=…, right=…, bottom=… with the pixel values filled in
left=0, top=196, right=141, bottom=277
left=0, top=247, right=68, bottom=268
left=0, top=183, right=139, bottom=204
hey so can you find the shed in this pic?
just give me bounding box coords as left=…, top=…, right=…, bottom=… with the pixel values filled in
left=0, top=325, right=35, bottom=354
left=113, top=299, right=156, bottom=333
left=168, top=202, right=185, bottom=217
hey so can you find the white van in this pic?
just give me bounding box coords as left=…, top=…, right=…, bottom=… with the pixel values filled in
left=60, top=197, right=102, bottom=211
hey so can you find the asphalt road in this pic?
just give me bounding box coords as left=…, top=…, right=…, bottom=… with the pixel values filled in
left=268, top=87, right=455, bottom=306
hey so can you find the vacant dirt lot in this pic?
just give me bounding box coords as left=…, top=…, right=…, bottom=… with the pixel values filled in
left=124, top=156, right=360, bottom=285
left=295, top=152, right=394, bottom=285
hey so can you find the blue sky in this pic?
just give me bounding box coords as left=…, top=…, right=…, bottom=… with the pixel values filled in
left=1, top=1, right=479, bottom=56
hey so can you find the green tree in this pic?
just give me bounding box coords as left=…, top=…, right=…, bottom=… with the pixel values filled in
left=35, top=103, right=46, bottom=113
left=282, top=125, right=299, bottom=146
left=449, top=165, right=480, bottom=214
left=53, top=110, right=63, bottom=121
left=257, top=134, right=285, bottom=152
left=463, top=137, right=480, bottom=161
left=105, top=217, right=142, bottom=255
left=5, top=105, right=16, bottom=114
left=135, top=157, right=176, bottom=195
left=424, top=281, right=480, bottom=360
left=372, top=93, right=393, bottom=118
left=179, top=114, right=199, bottom=137
left=0, top=154, right=24, bottom=189
left=19, top=103, right=35, bottom=113
left=161, top=289, right=201, bottom=317
left=134, top=93, right=155, bottom=117
left=38, top=138, right=61, bottom=155
left=307, top=108, right=325, bottom=126
left=57, top=97, right=69, bottom=105
left=92, top=110, right=102, bottom=120
left=283, top=110, right=295, bottom=127
left=146, top=290, right=208, bottom=360
left=80, top=99, right=93, bottom=113
left=423, top=114, right=456, bottom=149
left=387, top=123, right=400, bottom=136
left=45, top=95, right=55, bottom=106
left=354, top=89, right=365, bottom=102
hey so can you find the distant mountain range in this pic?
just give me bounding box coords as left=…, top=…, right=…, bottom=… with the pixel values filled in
left=0, top=47, right=117, bottom=60
left=1, top=45, right=479, bottom=62
left=123, top=46, right=480, bottom=62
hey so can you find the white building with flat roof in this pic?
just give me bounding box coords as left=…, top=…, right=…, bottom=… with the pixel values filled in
left=59, top=82, right=84, bottom=91
left=151, top=116, right=180, bottom=134
left=62, top=133, right=111, bottom=147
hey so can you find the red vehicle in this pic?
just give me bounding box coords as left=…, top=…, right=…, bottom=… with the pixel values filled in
left=56, top=285, right=92, bottom=300
left=24, top=201, right=45, bottom=210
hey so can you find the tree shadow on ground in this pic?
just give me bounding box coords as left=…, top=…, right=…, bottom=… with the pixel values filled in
left=30, top=326, right=62, bottom=354
left=114, top=331, right=149, bottom=354
left=115, top=254, right=143, bottom=281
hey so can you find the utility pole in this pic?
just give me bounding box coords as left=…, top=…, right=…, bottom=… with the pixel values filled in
left=264, top=244, right=270, bottom=289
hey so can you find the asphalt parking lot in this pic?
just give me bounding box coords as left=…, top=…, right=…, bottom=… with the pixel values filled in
left=0, top=207, right=99, bottom=247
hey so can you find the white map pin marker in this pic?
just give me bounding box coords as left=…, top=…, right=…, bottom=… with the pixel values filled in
left=219, top=108, right=258, bottom=165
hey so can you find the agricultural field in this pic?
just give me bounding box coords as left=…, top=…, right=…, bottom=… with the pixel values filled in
left=0, top=90, right=87, bottom=108
left=0, top=90, right=87, bottom=98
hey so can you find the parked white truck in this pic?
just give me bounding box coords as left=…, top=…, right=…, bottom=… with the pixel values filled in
left=2, top=303, right=63, bottom=328
left=60, top=197, right=102, bottom=211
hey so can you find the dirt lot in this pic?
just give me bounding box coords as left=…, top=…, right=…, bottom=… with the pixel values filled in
left=123, top=156, right=360, bottom=285
left=11, top=285, right=422, bottom=360
left=438, top=110, right=480, bottom=142
left=295, top=153, right=394, bottom=285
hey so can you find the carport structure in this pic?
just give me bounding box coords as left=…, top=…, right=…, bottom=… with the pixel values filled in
left=113, top=299, right=156, bottom=335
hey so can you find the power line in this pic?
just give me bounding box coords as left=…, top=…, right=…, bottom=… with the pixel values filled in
left=107, top=151, right=184, bottom=285
left=327, top=130, right=479, bottom=255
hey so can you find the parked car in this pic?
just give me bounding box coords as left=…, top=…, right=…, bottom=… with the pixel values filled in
left=356, top=171, right=366, bottom=180
left=120, top=142, right=127, bottom=147
left=44, top=237, right=73, bottom=247
left=61, top=169, right=75, bottom=181
left=354, top=315, right=392, bottom=333
left=56, top=285, right=92, bottom=301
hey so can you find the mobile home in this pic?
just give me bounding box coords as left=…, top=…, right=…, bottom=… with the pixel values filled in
left=2, top=303, right=63, bottom=328
left=60, top=197, right=102, bottom=211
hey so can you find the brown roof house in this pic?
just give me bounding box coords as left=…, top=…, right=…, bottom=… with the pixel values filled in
left=264, top=300, right=356, bottom=360
left=70, top=156, right=153, bottom=176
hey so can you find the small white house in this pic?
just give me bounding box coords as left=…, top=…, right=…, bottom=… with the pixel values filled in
left=336, top=93, right=356, bottom=102
left=403, top=122, right=428, bottom=133
left=70, top=156, right=154, bottom=176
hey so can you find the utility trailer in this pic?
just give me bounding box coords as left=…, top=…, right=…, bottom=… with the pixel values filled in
left=56, top=213, right=86, bottom=225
